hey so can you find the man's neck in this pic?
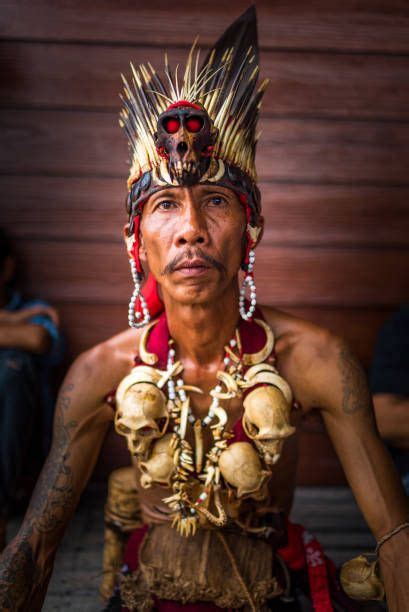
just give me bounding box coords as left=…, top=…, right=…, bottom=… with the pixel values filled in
left=163, top=285, right=240, bottom=366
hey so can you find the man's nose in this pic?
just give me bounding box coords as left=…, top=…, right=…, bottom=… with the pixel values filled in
left=174, top=202, right=208, bottom=247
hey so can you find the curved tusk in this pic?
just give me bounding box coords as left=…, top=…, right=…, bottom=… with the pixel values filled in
left=244, top=363, right=278, bottom=380
left=217, top=371, right=238, bottom=393
left=206, top=158, right=225, bottom=183
left=152, top=165, right=168, bottom=187
left=159, top=159, right=177, bottom=185
left=199, top=157, right=217, bottom=183
left=139, top=320, right=160, bottom=365
left=178, top=398, right=190, bottom=440
left=242, top=318, right=275, bottom=366
left=180, top=385, right=204, bottom=395
left=247, top=373, right=293, bottom=404
left=204, top=465, right=215, bottom=486
left=211, top=404, right=228, bottom=428
left=157, top=361, right=184, bottom=388
left=210, top=390, right=235, bottom=401
left=115, top=365, right=165, bottom=403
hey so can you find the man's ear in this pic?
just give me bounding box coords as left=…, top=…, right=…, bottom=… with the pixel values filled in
left=248, top=216, right=264, bottom=248
left=123, top=223, right=134, bottom=258
left=255, top=215, right=264, bottom=247
left=122, top=223, right=147, bottom=264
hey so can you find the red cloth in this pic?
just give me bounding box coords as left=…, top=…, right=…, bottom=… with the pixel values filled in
left=278, top=521, right=333, bottom=612
left=135, top=273, right=164, bottom=320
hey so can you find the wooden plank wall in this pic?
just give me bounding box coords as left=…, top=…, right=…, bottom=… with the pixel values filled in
left=1, top=0, right=409, bottom=485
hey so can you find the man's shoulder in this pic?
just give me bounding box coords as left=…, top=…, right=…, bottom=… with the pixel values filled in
left=260, top=305, right=346, bottom=410
left=64, top=326, right=144, bottom=406
left=260, top=305, right=341, bottom=365
left=76, top=327, right=141, bottom=379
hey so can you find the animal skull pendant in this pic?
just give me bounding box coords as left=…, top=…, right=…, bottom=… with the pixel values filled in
left=115, top=381, right=169, bottom=457
left=242, top=385, right=295, bottom=465
left=340, top=555, right=385, bottom=601
left=139, top=434, right=175, bottom=489
left=154, top=104, right=217, bottom=184
left=218, top=441, right=270, bottom=499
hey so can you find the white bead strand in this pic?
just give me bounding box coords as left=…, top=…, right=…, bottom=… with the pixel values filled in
left=239, top=249, right=257, bottom=321
left=128, top=259, right=151, bottom=328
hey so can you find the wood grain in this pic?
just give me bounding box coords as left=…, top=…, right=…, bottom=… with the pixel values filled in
left=3, top=176, right=408, bottom=246
left=1, top=42, right=408, bottom=119
left=2, top=0, right=409, bottom=52
left=2, top=110, right=409, bottom=184
left=13, top=239, right=409, bottom=307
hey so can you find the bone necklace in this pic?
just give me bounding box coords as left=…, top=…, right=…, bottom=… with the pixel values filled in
left=163, top=329, right=244, bottom=536
left=114, top=316, right=296, bottom=538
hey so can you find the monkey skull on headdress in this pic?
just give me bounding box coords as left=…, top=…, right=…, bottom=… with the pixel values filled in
left=154, top=102, right=217, bottom=183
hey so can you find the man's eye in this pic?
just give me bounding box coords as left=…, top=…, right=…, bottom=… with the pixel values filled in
left=157, top=200, right=176, bottom=210
left=208, top=196, right=226, bottom=206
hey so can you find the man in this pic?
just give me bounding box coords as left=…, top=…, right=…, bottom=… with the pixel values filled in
left=371, top=305, right=409, bottom=494
left=0, top=228, right=62, bottom=551
left=0, top=8, right=408, bottom=611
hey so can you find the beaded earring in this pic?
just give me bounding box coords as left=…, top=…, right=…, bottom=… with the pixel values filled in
left=128, top=258, right=151, bottom=328
left=239, top=248, right=257, bottom=321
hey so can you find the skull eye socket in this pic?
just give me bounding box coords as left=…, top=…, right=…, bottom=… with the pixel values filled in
left=185, top=116, right=203, bottom=133
left=163, top=117, right=180, bottom=134
left=245, top=419, right=259, bottom=437
left=117, top=423, right=131, bottom=435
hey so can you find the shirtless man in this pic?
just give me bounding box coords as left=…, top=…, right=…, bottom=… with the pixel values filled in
left=0, top=8, right=408, bottom=611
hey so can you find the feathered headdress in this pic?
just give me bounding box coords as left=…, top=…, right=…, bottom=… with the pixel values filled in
left=120, top=7, right=268, bottom=230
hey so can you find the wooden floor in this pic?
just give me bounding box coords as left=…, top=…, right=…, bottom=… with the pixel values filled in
left=8, top=485, right=376, bottom=611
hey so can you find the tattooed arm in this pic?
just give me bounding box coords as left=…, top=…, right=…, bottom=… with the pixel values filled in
left=0, top=348, right=114, bottom=611
left=306, top=335, right=409, bottom=611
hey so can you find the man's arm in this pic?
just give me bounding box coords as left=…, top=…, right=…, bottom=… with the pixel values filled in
left=310, top=336, right=409, bottom=611
left=0, top=350, right=114, bottom=611
left=0, top=323, right=51, bottom=354
left=0, top=304, right=60, bottom=354
left=373, top=393, right=409, bottom=450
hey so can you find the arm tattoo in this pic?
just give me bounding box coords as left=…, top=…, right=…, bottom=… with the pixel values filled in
left=0, top=537, right=39, bottom=610
left=0, top=383, right=78, bottom=609
left=27, top=383, right=77, bottom=532
left=338, top=342, right=371, bottom=415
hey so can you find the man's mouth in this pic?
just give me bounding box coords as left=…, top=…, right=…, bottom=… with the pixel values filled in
left=174, top=258, right=212, bottom=275
left=161, top=249, right=225, bottom=277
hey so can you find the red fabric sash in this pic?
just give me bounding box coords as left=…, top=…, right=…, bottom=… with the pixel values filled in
left=279, top=521, right=334, bottom=612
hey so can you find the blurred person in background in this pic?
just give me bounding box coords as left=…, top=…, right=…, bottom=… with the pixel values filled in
left=371, top=305, right=409, bottom=495
left=0, top=228, right=63, bottom=551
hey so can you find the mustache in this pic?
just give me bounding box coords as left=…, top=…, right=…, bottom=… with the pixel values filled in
left=161, top=248, right=226, bottom=276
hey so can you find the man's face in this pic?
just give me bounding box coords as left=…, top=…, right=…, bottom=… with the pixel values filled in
left=138, top=184, right=246, bottom=305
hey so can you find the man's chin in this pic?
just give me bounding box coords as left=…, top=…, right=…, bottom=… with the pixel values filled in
left=169, top=282, right=219, bottom=306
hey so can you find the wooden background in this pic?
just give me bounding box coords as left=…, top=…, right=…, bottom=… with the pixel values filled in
left=1, top=0, right=409, bottom=484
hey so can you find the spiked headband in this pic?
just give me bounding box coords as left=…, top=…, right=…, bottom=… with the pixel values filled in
left=120, top=7, right=268, bottom=237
